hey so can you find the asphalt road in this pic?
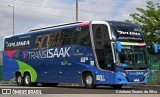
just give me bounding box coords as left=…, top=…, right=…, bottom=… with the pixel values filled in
left=0, top=85, right=159, bottom=97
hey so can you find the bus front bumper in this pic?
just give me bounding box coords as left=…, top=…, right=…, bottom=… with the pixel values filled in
left=113, top=73, right=149, bottom=85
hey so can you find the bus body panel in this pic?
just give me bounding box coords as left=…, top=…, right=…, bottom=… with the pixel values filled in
left=3, top=51, right=19, bottom=81
left=3, top=21, right=149, bottom=86
left=3, top=45, right=94, bottom=83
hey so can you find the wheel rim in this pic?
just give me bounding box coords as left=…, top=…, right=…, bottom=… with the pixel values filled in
left=17, top=76, right=21, bottom=84
left=25, top=75, right=30, bottom=85
left=86, top=75, right=92, bottom=85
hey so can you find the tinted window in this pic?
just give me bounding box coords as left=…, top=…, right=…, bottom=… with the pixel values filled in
left=96, top=43, right=113, bottom=70
left=71, top=26, right=91, bottom=46
left=61, top=29, right=72, bottom=45
left=93, top=24, right=114, bottom=71
left=48, top=30, right=62, bottom=47
left=93, top=24, right=110, bottom=49
left=4, top=25, right=91, bottom=51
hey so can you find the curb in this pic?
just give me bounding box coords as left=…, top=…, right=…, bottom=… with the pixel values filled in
left=130, top=85, right=160, bottom=89
left=0, top=81, right=16, bottom=85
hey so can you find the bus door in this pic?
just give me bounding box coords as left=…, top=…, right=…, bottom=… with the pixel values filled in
left=92, top=24, right=114, bottom=72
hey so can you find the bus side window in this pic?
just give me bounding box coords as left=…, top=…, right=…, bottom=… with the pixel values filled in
left=93, top=25, right=103, bottom=49
left=71, top=28, right=79, bottom=45
left=61, top=29, right=72, bottom=45
left=48, top=30, right=62, bottom=47
left=71, top=26, right=91, bottom=46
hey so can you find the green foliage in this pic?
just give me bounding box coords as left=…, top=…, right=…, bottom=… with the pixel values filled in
left=124, top=1, right=160, bottom=43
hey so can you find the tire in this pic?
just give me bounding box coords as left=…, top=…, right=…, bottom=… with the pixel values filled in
left=16, top=73, right=24, bottom=86
left=24, top=73, right=31, bottom=86
left=112, top=85, right=123, bottom=89
left=83, top=72, right=96, bottom=89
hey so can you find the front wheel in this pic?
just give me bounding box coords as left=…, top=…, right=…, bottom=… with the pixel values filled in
left=83, top=73, right=96, bottom=89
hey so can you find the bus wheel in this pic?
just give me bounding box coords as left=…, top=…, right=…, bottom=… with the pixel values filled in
left=24, top=73, right=31, bottom=86
left=16, top=73, right=24, bottom=86
left=112, top=85, right=123, bottom=89
left=83, top=73, right=96, bottom=89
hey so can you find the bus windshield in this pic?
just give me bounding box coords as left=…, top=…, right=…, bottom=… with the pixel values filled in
left=117, top=46, right=147, bottom=69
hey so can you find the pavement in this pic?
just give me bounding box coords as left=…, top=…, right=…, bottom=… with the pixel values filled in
left=131, top=85, right=160, bottom=89
left=0, top=81, right=160, bottom=88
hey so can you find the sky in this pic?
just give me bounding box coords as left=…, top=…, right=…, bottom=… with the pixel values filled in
left=0, top=0, right=159, bottom=50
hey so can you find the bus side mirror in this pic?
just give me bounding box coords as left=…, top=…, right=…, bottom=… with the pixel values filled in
left=116, top=41, right=122, bottom=52
left=153, top=43, right=158, bottom=53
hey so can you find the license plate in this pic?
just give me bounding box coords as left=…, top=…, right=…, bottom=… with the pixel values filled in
left=134, top=79, right=139, bottom=82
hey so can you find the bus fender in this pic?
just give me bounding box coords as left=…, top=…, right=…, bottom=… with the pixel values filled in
left=81, top=70, right=96, bottom=84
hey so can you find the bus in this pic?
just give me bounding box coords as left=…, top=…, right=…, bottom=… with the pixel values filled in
left=3, top=21, right=159, bottom=89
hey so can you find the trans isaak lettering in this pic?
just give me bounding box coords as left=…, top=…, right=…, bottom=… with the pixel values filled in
left=27, top=47, right=71, bottom=59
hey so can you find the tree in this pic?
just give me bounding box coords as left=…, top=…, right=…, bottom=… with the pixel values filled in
left=125, top=1, right=160, bottom=43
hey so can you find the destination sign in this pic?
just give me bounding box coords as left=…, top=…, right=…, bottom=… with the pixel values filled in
left=117, top=30, right=142, bottom=41
left=111, top=26, right=144, bottom=42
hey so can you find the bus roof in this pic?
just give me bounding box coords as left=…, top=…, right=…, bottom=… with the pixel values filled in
left=107, top=21, right=138, bottom=27
left=4, top=21, right=138, bottom=39
left=29, top=21, right=83, bottom=32
left=5, top=21, right=90, bottom=39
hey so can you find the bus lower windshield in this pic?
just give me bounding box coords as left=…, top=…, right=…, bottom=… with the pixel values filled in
left=117, top=46, right=147, bottom=69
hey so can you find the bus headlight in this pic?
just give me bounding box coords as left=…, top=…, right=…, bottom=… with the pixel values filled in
left=118, top=71, right=126, bottom=77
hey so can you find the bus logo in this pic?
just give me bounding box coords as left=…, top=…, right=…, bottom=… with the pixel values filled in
left=27, top=47, right=71, bottom=59
left=6, top=40, right=30, bottom=48
left=128, top=71, right=144, bottom=76
left=61, top=60, right=72, bottom=65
